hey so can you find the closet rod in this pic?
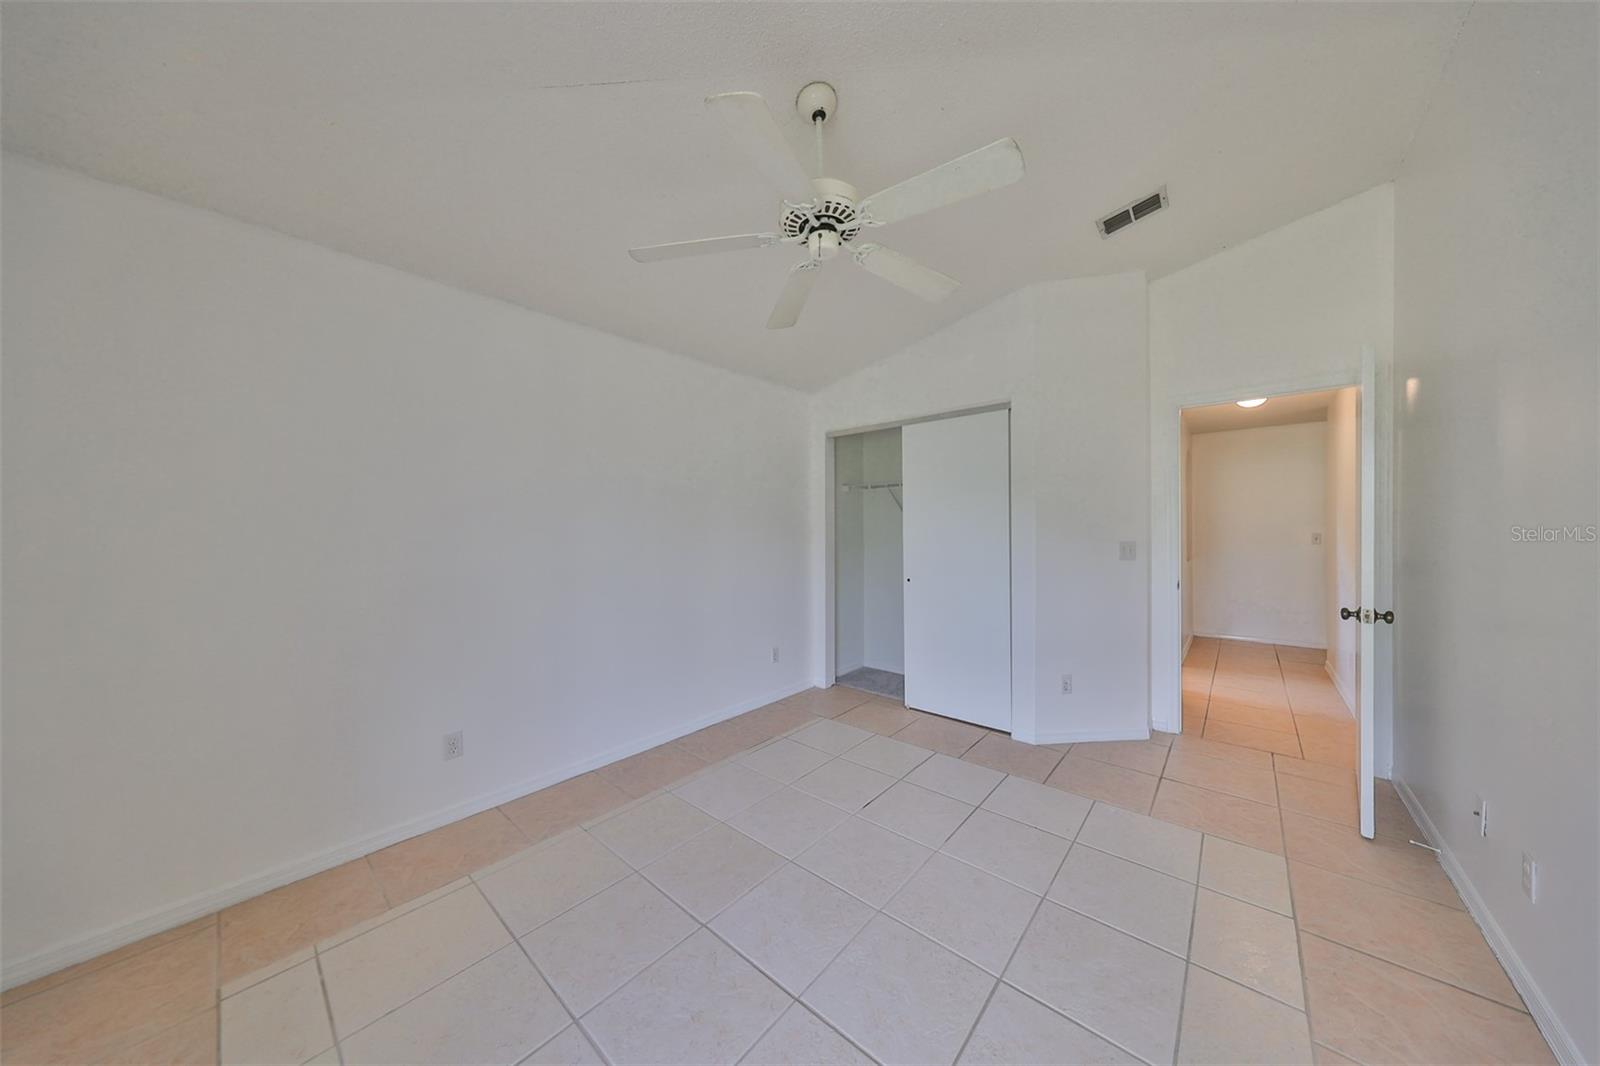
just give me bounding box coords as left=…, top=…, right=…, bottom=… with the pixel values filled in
left=838, top=482, right=902, bottom=491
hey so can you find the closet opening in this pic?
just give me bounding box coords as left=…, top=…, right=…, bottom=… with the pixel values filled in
left=833, top=427, right=905, bottom=701
left=828, top=406, right=1012, bottom=731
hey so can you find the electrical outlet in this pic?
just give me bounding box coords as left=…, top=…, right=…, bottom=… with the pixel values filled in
left=1473, top=796, right=1488, bottom=837
left=1522, top=853, right=1538, bottom=902
left=1118, top=541, right=1137, bottom=561
left=1061, top=674, right=1073, bottom=695
left=443, top=731, right=463, bottom=761
left=771, top=646, right=780, bottom=664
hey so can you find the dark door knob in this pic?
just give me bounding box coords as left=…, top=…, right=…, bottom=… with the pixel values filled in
left=1340, top=606, right=1395, bottom=624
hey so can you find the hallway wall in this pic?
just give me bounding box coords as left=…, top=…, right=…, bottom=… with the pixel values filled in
left=1189, top=422, right=1327, bottom=647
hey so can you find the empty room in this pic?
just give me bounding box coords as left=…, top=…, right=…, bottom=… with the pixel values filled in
left=1, top=4, right=1595, bottom=1065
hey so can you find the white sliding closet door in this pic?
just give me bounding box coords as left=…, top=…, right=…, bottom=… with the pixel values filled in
left=902, top=409, right=1011, bottom=730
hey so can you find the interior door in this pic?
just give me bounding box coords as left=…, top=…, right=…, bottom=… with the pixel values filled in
left=902, top=409, right=1012, bottom=730
left=1358, top=345, right=1378, bottom=839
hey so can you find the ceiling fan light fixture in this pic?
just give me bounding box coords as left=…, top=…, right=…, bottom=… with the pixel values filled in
left=1236, top=398, right=1268, bottom=409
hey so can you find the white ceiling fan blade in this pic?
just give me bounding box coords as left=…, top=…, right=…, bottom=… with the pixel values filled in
left=852, top=243, right=960, bottom=302
left=766, top=262, right=818, bottom=330
left=859, top=138, right=1025, bottom=226
left=629, top=233, right=784, bottom=263
left=706, top=92, right=817, bottom=205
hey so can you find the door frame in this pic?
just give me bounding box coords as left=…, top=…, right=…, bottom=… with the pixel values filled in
left=821, top=401, right=1013, bottom=707
left=1153, top=355, right=1392, bottom=767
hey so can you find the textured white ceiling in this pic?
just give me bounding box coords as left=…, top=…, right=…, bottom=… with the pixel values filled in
left=1, top=2, right=1467, bottom=390
left=1184, top=389, right=1343, bottom=434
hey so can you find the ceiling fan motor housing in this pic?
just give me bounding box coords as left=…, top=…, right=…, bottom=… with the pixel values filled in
left=783, top=177, right=862, bottom=247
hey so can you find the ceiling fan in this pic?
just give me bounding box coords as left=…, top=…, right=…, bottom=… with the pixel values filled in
left=628, top=82, right=1026, bottom=329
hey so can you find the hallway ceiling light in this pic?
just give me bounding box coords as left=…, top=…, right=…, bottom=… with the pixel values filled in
left=1235, top=398, right=1268, bottom=408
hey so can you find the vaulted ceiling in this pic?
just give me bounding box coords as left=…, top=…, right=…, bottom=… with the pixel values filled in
left=2, top=2, right=1468, bottom=390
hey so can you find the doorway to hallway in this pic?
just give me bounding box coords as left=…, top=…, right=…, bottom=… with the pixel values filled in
left=1177, top=385, right=1365, bottom=824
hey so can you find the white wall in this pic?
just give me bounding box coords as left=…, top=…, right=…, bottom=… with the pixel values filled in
left=1391, top=5, right=1598, bottom=1061
left=1189, top=423, right=1327, bottom=647
left=810, top=274, right=1150, bottom=745
left=1149, top=185, right=1394, bottom=753
left=1033, top=278, right=1151, bottom=742
left=1323, top=388, right=1359, bottom=708
left=0, top=156, right=812, bottom=978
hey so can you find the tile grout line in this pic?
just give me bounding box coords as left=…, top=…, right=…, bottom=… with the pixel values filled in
left=947, top=832, right=1076, bottom=1066
left=575, top=753, right=879, bottom=1061
left=1278, top=744, right=1320, bottom=1061
left=0, top=916, right=223, bottom=1012
left=699, top=916, right=879, bottom=1065
left=3, top=925, right=222, bottom=1065
left=310, top=943, right=344, bottom=1066
left=547, top=720, right=855, bottom=1058
left=316, top=882, right=526, bottom=1056
left=956, top=828, right=1161, bottom=1066
left=988, top=975, right=1161, bottom=1066
left=1296, top=925, right=1535, bottom=1017
left=1294, top=928, right=1541, bottom=1055
left=720, top=765, right=1013, bottom=1063
left=478, top=876, right=616, bottom=1066
left=1273, top=645, right=1309, bottom=761
left=1275, top=839, right=1466, bottom=912
left=1167, top=812, right=1210, bottom=1066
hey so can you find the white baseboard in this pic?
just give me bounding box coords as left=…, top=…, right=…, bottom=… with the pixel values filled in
left=1323, top=660, right=1356, bottom=714
left=1031, top=725, right=1153, bottom=746
left=1392, top=779, right=1583, bottom=1065
left=1181, top=633, right=1194, bottom=661
left=0, top=680, right=812, bottom=992
left=1193, top=629, right=1326, bottom=650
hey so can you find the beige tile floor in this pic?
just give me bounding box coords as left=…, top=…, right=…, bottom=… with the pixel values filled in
left=1, top=647, right=1554, bottom=1065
